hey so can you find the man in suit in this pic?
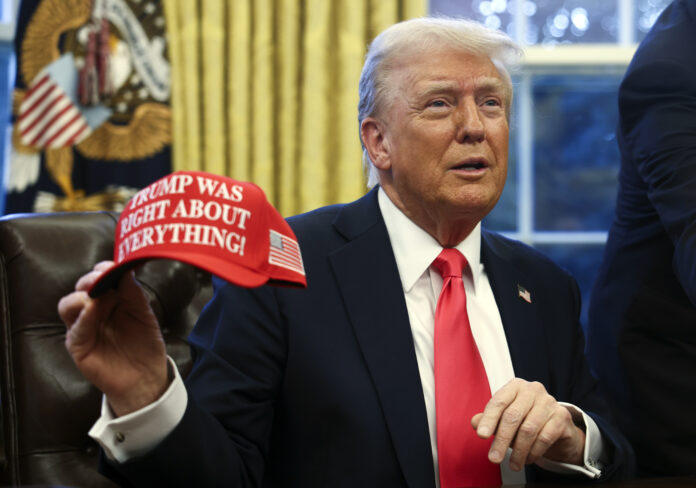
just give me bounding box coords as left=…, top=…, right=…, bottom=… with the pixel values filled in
left=587, top=0, right=696, bottom=477
left=59, top=17, right=633, bottom=487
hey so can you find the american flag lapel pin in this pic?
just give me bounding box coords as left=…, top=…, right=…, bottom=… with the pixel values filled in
left=517, top=284, right=532, bottom=304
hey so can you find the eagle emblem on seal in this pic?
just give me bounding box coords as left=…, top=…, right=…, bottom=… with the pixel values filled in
left=11, top=0, right=171, bottom=212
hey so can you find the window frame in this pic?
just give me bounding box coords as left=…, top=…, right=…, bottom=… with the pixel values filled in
left=503, top=44, right=635, bottom=245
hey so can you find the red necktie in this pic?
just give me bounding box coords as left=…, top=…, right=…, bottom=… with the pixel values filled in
left=433, top=248, right=501, bottom=488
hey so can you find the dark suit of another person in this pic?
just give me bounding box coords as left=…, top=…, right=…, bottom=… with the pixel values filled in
left=104, top=188, right=634, bottom=487
left=587, top=0, right=696, bottom=476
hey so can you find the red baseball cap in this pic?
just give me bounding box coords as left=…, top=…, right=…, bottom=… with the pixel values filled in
left=89, top=171, right=307, bottom=297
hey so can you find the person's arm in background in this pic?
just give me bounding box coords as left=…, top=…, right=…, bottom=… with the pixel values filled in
left=618, top=0, right=696, bottom=304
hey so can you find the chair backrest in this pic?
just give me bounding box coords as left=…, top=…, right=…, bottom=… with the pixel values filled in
left=0, top=211, right=212, bottom=487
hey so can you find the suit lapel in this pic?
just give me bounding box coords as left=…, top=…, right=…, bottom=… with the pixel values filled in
left=481, top=231, right=550, bottom=382
left=328, top=189, right=436, bottom=488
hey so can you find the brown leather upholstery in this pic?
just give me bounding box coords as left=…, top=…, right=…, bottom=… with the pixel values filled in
left=0, top=211, right=212, bottom=487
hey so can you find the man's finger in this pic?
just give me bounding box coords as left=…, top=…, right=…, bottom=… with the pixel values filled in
left=507, top=392, right=557, bottom=469
left=475, top=379, right=521, bottom=439
left=526, top=407, right=577, bottom=464
left=94, top=260, right=115, bottom=272
left=486, top=386, right=537, bottom=463
left=73, top=261, right=116, bottom=292
left=525, top=413, right=566, bottom=464
left=57, top=291, right=89, bottom=328
left=471, top=412, right=483, bottom=430
left=75, top=269, right=108, bottom=292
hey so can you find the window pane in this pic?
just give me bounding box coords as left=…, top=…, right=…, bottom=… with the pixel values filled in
left=527, top=0, right=618, bottom=45
left=430, top=0, right=625, bottom=45
left=534, top=243, right=605, bottom=328
left=533, top=73, right=621, bottom=231
left=430, top=0, right=515, bottom=35
left=635, top=0, right=671, bottom=41
left=483, top=109, right=518, bottom=231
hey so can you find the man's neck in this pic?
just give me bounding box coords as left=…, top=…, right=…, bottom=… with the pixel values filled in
left=378, top=185, right=478, bottom=247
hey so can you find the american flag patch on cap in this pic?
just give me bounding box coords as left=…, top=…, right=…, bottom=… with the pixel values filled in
left=269, top=230, right=305, bottom=275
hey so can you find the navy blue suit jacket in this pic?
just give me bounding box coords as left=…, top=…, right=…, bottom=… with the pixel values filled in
left=109, top=188, right=632, bottom=487
left=587, top=0, right=696, bottom=476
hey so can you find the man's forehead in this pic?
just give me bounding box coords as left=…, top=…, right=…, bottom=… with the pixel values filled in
left=392, top=49, right=502, bottom=81
left=415, top=75, right=506, bottom=92
left=377, top=47, right=513, bottom=114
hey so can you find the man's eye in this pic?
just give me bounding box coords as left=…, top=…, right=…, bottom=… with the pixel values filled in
left=428, top=100, right=447, bottom=108
left=483, top=99, right=501, bottom=107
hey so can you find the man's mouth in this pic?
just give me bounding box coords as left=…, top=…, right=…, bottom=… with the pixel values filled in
left=452, top=159, right=488, bottom=170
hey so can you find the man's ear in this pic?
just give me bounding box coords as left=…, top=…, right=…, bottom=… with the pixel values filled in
left=360, top=117, right=391, bottom=170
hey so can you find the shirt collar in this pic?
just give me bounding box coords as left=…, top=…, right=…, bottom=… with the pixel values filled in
left=377, top=188, right=482, bottom=293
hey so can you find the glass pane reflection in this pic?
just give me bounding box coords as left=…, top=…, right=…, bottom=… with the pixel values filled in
left=483, top=110, right=518, bottom=231
left=527, top=0, right=618, bottom=44
left=430, top=0, right=516, bottom=37
left=533, top=74, right=622, bottom=231
left=635, top=0, right=671, bottom=41
left=429, top=0, right=620, bottom=44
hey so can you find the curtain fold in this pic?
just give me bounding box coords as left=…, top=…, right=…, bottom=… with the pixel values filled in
left=163, top=0, right=426, bottom=216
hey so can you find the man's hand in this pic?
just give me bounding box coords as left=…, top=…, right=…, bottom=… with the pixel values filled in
left=58, top=261, right=170, bottom=417
left=471, top=378, right=586, bottom=472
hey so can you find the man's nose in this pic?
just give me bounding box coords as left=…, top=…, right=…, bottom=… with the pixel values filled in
left=455, top=100, right=485, bottom=143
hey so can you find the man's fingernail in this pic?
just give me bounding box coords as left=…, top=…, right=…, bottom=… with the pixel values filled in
left=478, top=426, right=490, bottom=437
left=489, top=450, right=502, bottom=463
left=510, top=462, right=521, bottom=471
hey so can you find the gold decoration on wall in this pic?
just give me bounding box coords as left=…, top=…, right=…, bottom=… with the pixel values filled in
left=76, top=103, right=172, bottom=161
left=12, top=0, right=172, bottom=211
left=19, top=0, right=91, bottom=84
left=44, top=147, right=76, bottom=200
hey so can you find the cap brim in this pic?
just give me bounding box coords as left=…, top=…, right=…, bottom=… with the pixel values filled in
left=88, top=250, right=280, bottom=298
left=88, top=260, right=143, bottom=297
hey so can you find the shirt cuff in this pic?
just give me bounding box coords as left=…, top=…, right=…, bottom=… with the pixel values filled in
left=533, top=402, right=603, bottom=479
left=88, top=356, right=188, bottom=464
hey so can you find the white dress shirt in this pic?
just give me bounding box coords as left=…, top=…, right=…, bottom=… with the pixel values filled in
left=90, top=188, right=605, bottom=485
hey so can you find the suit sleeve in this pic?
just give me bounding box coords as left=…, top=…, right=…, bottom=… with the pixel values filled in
left=105, top=276, right=286, bottom=487
left=618, top=21, right=696, bottom=305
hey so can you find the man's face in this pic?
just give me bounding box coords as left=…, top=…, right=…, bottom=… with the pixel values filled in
left=366, top=48, right=510, bottom=243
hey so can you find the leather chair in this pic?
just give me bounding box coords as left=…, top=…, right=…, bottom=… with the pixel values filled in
left=0, top=211, right=213, bottom=487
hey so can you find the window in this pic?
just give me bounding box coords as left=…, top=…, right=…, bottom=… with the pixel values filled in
left=429, top=0, right=671, bottom=326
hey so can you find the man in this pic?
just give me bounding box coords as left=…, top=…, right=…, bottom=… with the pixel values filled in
left=587, top=0, right=696, bottom=477
left=59, top=18, right=633, bottom=487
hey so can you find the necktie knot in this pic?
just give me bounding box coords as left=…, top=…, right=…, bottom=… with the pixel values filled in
left=433, top=248, right=467, bottom=279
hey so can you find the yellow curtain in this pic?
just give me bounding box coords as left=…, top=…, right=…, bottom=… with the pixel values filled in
left=163, top=0, right=426, bottom=216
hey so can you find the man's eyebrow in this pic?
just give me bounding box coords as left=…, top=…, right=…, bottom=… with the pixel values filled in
left=417, top=81, right=460, bottom=97
left=475, top=77, right=507, bottom=93
left=416, top=77, right=507, bottom=95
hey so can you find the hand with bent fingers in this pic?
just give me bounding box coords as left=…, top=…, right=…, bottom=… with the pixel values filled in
left=471, top=378, right=586, bottom=472
left=57, top=261, right=170, bottom=417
